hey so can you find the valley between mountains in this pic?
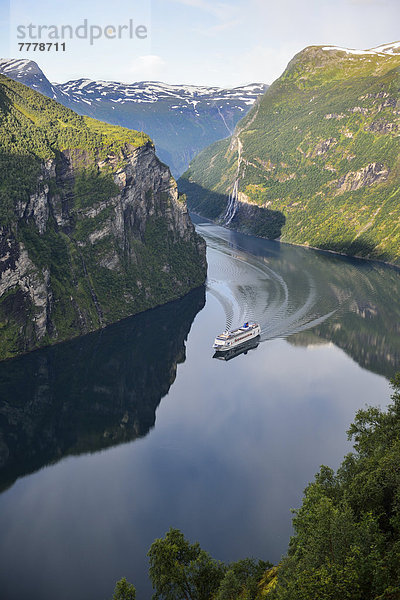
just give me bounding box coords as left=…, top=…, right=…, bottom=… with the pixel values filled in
left=0, top=58, right=267, bottom=177
left=180, top=42, right=400, bottom=265
left=0, top=57, right=266, bottom=359
left=1, top=35, right=400, bottom=600
left=1, top=41, right=400, bottom=360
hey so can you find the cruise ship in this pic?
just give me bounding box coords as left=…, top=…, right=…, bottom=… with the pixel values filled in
left=213, top=322, right=261, bottom=352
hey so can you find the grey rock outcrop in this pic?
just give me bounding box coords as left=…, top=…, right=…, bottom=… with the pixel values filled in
left=335, top=162, right=389, bottom=194
left=0, top=142, right=206, bottom=360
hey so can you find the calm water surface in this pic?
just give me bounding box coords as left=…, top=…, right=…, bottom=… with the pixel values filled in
left=0, top=218, right=399, bottom=600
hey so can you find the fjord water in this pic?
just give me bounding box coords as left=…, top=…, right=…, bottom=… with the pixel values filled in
left=0, top=217, right=398, bottom=600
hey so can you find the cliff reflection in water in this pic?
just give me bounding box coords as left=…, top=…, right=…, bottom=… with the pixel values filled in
left=0, top=287, right=205, bottom=492
left=285, top=259, right=400, bottom=379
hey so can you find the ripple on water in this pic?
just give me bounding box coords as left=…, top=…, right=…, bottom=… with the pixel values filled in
left=201, top=224, right=341, bottom=342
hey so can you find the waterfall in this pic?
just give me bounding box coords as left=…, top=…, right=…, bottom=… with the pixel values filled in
left=223, top=138, right=242, bottom=226
left=223, top=178, right=239, bottom=225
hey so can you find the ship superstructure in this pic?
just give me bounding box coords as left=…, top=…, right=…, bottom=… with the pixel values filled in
left=213, top=322, right=261, bottom=352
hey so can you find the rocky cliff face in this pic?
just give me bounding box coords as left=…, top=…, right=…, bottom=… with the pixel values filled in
left=0, top=142, right=206, bottom=359
left=180, top=42, right=400, bottom=264
left=0, top=75, right=206, bottom=360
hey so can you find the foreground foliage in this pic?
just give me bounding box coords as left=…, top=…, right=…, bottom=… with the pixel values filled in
left=147, top=528, right=270, bottom=600
left=113, top=578, right=136, bottom=600
left=271, top=374, right=400, bottom=599
left=116, top=375, right=400, bottom=599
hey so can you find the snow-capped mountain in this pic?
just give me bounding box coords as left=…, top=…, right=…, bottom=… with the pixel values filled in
left=58, top=78, right=266, bottom=108
left=0, top=58, right=268, bottom=175
left=321, top=41, right=400, bottom=56
left=0, top=58, right=59, bottom=99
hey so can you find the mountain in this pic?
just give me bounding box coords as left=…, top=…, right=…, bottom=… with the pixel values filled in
left=0, top=58, right=267, bottom=176
left=0, top=58, right=60, bottom=99
left=0, top=73, right=206, bottom=360
left=180, top=42, right=400, bottom=265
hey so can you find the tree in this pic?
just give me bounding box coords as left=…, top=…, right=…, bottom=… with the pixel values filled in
left=215, top=558, right=272, bottom=600
left=270, top=374, right=400, bottom=600
left=112, top=577, right=136, bottom=600
left=148, top=528, right=226, bottom=600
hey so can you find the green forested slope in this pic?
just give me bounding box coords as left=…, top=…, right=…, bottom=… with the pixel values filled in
left=0, top=75, right=206, bottom=359
left=181, top=44, right=400, bottom=264
left=0, top=74, right=150, bottom=222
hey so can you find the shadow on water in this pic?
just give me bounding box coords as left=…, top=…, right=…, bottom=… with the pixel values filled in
left=0, top=287, right=205, bottom=493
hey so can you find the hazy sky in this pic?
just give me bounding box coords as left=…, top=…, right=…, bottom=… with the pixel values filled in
left=1, top=0, right=399, bottom=86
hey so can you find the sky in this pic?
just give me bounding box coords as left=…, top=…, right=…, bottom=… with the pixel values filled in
left=0, top=0, right=399, bottom=87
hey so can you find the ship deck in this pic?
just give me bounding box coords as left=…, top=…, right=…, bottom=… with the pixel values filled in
left=216, top=325, right=259, bottom=341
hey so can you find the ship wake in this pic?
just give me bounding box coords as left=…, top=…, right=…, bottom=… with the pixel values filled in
left=198, top=221, right=343, bottom=343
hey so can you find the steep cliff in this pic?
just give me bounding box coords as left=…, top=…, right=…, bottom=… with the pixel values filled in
left=180, top=42, right=400, bottom=264
left=0, top=75, right=206, bottom=360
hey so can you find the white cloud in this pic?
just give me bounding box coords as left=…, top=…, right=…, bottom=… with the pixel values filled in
left=129, top=55, right=166, bottom=80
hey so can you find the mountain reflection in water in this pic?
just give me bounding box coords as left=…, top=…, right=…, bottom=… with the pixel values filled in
left=0, top=287, right=205, bottom=492
left=0, top=219, right=398, bottom=600
left=194, top=217, right=400, bottom=379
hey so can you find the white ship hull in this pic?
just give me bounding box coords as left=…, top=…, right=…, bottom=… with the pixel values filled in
left=213, top=322, right=261, bottom=352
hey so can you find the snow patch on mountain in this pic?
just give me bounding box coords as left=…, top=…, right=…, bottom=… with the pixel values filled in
left=321, top=41, right=400, bottom=57
left=0, top=58, right=59, bottom=99
left=56, top=78, right=267, bottom=107
left=0, top=58, right=267, bottom=112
